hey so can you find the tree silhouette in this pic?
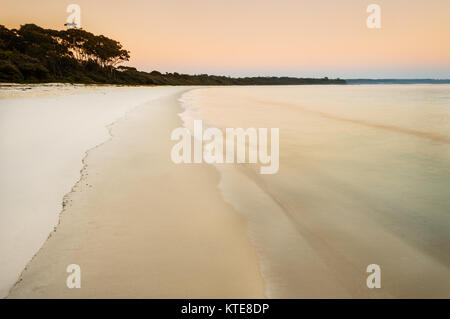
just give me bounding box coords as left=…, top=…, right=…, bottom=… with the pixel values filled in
left=0, top=24, right=346, bottom=85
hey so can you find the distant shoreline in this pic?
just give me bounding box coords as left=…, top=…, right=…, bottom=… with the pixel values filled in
left=0, top=24, right=345, bottom=86
left=3, top=80, right=450, bottom=88
left=346, top=79, right=450, bottom=84
left=0, top=75, right=346, bottom=86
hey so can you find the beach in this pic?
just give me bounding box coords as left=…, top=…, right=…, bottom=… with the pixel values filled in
left=1, top=84, right=175, bottom=297
left=1, top=0, right=449, bottom=306
left=2, top=84, right=450, bottom=298
left=3, top=85, right=264, bottom=298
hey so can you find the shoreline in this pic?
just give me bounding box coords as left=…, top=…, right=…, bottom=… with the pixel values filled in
left=5, top=88, right=164, bottom=295
left=7, top=87, right=265, bottom=298
left=1, top=86, right=183, bottom=297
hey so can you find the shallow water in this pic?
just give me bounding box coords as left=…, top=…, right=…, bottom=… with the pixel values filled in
left=180, top=85, right=450, bottom=298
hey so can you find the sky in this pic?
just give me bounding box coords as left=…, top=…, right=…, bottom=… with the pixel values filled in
left=1, top=0, right=450, bottom=78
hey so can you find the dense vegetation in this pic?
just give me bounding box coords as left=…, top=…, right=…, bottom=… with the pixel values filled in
left=0, top=24, right=346, bottom=85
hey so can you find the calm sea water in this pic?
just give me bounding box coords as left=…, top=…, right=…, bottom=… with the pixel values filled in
left=180, top=85, right=450, bottom=298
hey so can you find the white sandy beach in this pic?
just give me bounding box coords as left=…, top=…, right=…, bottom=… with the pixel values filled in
left=2, top=84, right=450, bottom=299
left=3, top=85, right=264, bottom=298
left=0, top=85, right=193, bottom=297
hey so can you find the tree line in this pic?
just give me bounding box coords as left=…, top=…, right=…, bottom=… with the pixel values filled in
left=0, top=24, right=346, bottom=85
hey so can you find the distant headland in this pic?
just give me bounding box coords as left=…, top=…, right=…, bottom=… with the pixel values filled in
left=346, top=79, right=450, bottom=84
left=0, top=24, right=345, bottom=86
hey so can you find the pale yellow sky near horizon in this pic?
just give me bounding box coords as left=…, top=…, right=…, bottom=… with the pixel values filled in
left=1, top=0, right=450, bottom=78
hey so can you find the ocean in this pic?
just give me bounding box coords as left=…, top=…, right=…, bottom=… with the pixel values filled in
left=179, top=84, right=450, bottom=298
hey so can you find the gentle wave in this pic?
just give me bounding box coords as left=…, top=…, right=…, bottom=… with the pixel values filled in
left=253, top=98, right=450, bottom=144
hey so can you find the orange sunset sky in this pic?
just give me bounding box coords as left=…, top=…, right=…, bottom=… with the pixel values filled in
left=1, top=0, right=450, bottom=78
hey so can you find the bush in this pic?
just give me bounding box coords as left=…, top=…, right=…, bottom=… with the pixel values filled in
left=0, top=60, right=23, bottom=82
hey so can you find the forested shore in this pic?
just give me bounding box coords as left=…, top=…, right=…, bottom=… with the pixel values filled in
left=0, top=24, right=346, bottom=85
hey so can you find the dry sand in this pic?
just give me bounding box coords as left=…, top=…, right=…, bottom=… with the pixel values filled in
left=7, top=88, right=265, bottom=298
